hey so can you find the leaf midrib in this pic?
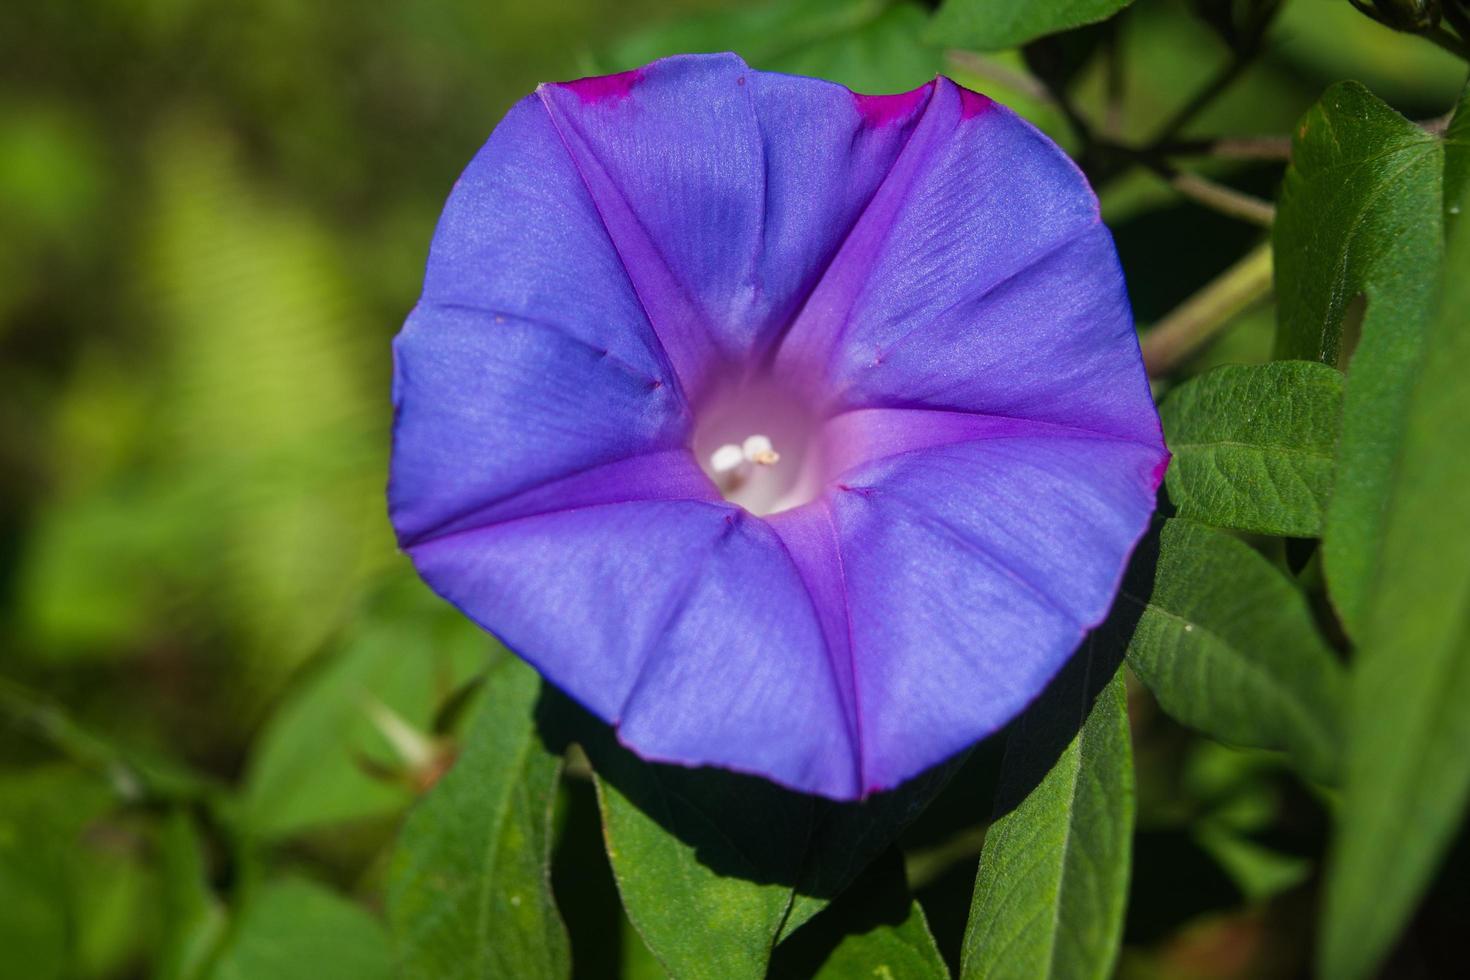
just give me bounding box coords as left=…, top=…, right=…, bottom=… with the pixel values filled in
left=474, top=731, right=539, bottom=979
left=1044, top=654, right=1093, bottom=980
left=1169, top=440, right=1334, bottom=462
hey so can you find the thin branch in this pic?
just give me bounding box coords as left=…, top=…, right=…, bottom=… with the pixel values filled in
left=1167, top=170, right=1277, bottom=226
left=0, top=675, right=221, bottom=805
left=1152, top=54, right=1253, bottom=146
left=1141, top=240, right=1274, bottom=377
left=1150, top=0, right=1283, bottom=147
left=1106, top=141, right=1279, bottom=223
left=1158, top=135, right=1293, bottom=161
left=1159, top=112, right=1451, bottom=162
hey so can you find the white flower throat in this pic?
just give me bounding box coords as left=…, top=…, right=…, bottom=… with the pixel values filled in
left=709, top=433, right=781, bottom=492
left=693, top=380, right=823, bottom=517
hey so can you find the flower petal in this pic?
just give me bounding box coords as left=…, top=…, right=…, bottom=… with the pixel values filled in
left=390, top=304, right=692, bottom=545
left=406, top=501, right=860, bottom=798
left=536, top=53, right=930, bottom=392
left=773, top=78, right=1154, bottom=445
left=419, top=96, right=673, bottom=387
left=824, top=432, right=1163, bottom=792
left=831, top=224, right=1153, bottom=445
left=392, top=55, right=1169, bottom=801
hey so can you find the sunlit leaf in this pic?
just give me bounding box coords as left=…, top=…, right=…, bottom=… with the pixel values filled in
left=597, top=0, right=943, bottom=94
left=809, top=900, right=947, bottom=980
left=0, top=766, right=118, bottom=980
left=156, top=811, right=226, bottom=980
left=927, top=0, right=1134, bottom=52
left=387, top=657, right=569, bottom=980
left=1273, top=82, right=1443, bottom=637
left=143, top=121, right=393, bottom=690
left=1160, top=361, right=1343, bottom=537
left=621, top=917, right=670, bottom=980
left=242, top=572, right=495, bottom=840
left=1273, top=0, right=1467, bottom=109
left=1444, top=82, right=1470, bottom=227
left=961, top=641, right=1132, bottom=980
left=210, top=878, right=391, bottom=980
left=1320, top=182, right=1470, bottom=980
left=0, top=101, right=107, bottom=244
left=1118, top=520, right=1345, bottom=785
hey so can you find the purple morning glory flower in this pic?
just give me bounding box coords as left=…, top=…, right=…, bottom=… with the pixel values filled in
left=389, top=53, right=1167, bottom=800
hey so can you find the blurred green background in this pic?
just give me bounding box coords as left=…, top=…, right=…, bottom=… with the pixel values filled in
left=0, top=1, right=1461, bottom=978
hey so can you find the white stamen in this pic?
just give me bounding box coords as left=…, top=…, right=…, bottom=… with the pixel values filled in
left=710, top=443, right=745, bottom=474
left=742, top=433, right=780, bottom=466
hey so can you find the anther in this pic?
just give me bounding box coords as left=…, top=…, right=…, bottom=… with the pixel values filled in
left=710, top=443, right=745, bottom=475
left=742, top=434, right=780, bottom=466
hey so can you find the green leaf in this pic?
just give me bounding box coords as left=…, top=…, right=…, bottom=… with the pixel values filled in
left=770, top=850, right=947, bottom=980
left=1273, top=0, right=1467, bottom=110
left=780, top=756, right=966, bottom=939
left=621, top=916, right=671, bottom=980
left=145, top=122, right=393, bottom=688
left=1195, top=824, right=1312, bottom=904
left=0, top=766, right=118, bottom=980
left=1445, top=81, right=1470, bottom=228
left=242, top=573, right=494, bottom=840
left=1181, top=744, right=1313, bottom=903
left=1160, top=361, right=1344, bottom=537
left=575, top=708, right=961, bottom=980
left=810, top=899, right=947, bottom=980
left=1320, top=182, right=1470, bottom=980
left=209, top=878, right=391, bottom=980
left=927, top=0, right=1134, bottom=52
left=591, top=743, right=813, bottom=980
left=72, top=823, right=158, bottom=979
left=597, top=0, right=943, bottom=95
left=1273, top=81, right=1444, bottom=637
left=157, top=811, right=227, bottom=980
left=387, top=657, right=568, bottom=980
left=1118, top=520, right=1345, bottom=785
left=960, top=641, right=1133, bottom=980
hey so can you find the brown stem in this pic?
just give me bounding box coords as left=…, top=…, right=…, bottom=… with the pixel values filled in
left=1158, top=135, right=1293, bottom=161
left=1141, top=240, right=1274, bottom=377
left=1166, top=170, right=1277, bottom=226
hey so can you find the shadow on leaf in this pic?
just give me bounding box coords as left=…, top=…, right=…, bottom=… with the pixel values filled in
left=534, top=682, right=967, bottom=908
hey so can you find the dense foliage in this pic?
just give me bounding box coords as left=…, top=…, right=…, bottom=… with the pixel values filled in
left=1, top=1, right=1466, bottom=978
